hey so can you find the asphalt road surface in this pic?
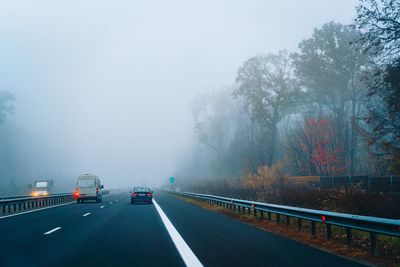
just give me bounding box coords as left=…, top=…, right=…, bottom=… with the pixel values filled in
left=0, top=190, right=365, bottom=267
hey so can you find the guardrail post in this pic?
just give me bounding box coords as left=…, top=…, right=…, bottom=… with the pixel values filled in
left=247, top=207, right=251, bottom=215
left=297, top=218, right=302, bottom=231
left=326, top=224, right=332, bottom=239
left=311, top=221, right=316, bottom=236
left=346, top=227, right=352, bottom=245
left=260, top=210, right=264, bottom=220
left=253, top=208, right=257, bottom=217
left=268, top=212, right=271, bottom=221
left=276, top=214, right=280, bottom=224
left=286, top=216, right=290, bottom=226
left=370, top=232, right=376, bottom=252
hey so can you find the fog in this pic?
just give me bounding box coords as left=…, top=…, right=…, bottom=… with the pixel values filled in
left=0, top=0, right=357, bottom=190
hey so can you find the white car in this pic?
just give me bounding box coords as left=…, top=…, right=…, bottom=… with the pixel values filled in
left=74, top=174, right=104, bottom=203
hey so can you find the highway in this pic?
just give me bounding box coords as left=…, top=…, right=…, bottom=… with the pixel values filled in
left=0, top=191, right=365, bottom=267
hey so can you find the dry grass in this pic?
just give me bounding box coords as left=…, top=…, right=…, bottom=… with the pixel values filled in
left=176, top=195, right=400, bottom=267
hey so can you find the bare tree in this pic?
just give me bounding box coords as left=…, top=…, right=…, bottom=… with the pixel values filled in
left=235, top=50, right=298, bottom=166
left=354, top=0, right=400, bottom=64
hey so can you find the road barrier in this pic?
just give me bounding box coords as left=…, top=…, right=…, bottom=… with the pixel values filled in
left=178, top=192, right=400, bottom=252
left=0, top=194, right=74, bottom=216
left=286, top=175, right=400, bottom=193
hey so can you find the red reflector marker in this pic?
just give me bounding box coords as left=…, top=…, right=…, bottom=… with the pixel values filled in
left=251, top=204, right=255, bottom=208
left=321, top=215, right=326, bottom=222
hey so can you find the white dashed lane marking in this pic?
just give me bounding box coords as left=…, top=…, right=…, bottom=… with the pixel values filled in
left=44, top=227, right=62, bottom=235
left=83, top=213, right=91, bottom=217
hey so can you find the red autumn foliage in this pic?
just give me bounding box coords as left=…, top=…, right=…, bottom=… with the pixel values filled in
left=300, top=118, right=346, bottom=176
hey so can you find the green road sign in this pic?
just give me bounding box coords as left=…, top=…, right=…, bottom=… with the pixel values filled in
left=169, top=176, right=175, bottom=184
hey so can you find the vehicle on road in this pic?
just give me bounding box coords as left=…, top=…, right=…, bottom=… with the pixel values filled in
left=131, top=187, right=153, bottom=204
left=74, top=174, right=104, bottom=203
left=30, top=180, right=54, bottom=196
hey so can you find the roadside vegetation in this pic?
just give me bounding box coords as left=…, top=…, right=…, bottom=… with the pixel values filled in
left=176, top=0, right=400, bottom=219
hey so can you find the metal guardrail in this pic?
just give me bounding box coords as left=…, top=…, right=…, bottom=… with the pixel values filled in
left=178, top=192, right=400, bottom=252
left=0, top=193, right=74, bottom=216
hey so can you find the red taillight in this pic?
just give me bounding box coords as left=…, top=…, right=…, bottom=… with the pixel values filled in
left=132, top=193, right=138, bottom=197
left=146, top=193, right=152, bottom=197
left=73, top=190, right=80, bottom=199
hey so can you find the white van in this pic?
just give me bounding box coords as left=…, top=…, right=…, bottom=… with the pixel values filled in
left=74, top=174, right=103, bottom=203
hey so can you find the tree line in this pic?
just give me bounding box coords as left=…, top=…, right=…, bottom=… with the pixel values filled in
left=181, top=0, right=400, bottom=180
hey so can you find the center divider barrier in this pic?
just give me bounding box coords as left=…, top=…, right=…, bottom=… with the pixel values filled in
left=0, top=194, right=74, bottom=216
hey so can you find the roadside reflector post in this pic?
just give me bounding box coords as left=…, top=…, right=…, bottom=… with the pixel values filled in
left=326, top=224, right=332, bottom=240
left=311, top=221, right=316, bottom=236
left=286, top=216, right=290, bottom=226
left=370, top=232, right=377, bottom=253
left=297, top=218, right=302, bottom=231
left=346, top=227, right=352, bottom=245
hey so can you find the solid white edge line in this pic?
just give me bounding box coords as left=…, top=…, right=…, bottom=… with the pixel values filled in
left=153, top=199, right=203, bottom=267
left=44, top=227, right=62, bottom=235
left=0, top=202, right=74, bottom=219
left=83, top=213, right=91, bottom=217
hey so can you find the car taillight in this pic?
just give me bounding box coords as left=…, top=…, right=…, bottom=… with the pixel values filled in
left=73, top=189, right=80, bottom=199
left=132, top=193, right=138, bottom=197
left=146, top=193, right=152, bottom=197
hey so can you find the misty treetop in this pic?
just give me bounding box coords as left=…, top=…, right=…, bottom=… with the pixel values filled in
left=0, top=90, right=15, bottom=126
left=183, top=0, right=400, bottom=179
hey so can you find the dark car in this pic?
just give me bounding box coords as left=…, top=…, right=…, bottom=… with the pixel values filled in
left=130, top=187, right=153, bottom=204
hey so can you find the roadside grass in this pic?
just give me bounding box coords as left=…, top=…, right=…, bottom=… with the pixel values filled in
left=176, top=195, right=400, bottom=267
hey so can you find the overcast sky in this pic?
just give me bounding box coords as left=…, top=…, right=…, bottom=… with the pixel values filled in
left=0, top=0, right=358, bottom=188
